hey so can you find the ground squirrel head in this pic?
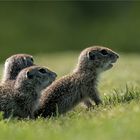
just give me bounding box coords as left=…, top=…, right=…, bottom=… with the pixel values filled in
left=2, top=54, right=34, bottom=82
left=75, top=46, right=119, bottom=73
left=14, top=66, right=57, bottom=92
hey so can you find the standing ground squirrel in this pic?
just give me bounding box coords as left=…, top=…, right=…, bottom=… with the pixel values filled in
left=1, top=54, right=34, bottom=84
left=0, top=66, right=57, bottom=119
left=36, top=46, right=119, bottom=117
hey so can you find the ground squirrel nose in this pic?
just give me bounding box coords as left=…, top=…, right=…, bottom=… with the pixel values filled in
left=116, top=53, right=119, bottom=59
left=49, top=72, right=57, bottom=78
left=52, top=73, right=57, bottom=78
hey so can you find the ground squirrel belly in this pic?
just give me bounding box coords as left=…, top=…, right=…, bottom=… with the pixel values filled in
left=1, top=54, right=34, bottom=84
left=0, top=66, right=57, bottom=119
left=36, top=46, right=119, bottom=117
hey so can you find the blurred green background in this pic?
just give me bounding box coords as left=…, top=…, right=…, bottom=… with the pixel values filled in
left=0, top=1, right=140, bottom=62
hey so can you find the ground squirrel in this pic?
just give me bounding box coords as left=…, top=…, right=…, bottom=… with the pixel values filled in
left=36, top=46, right=119, bottom=117
left=0, top=66, right=57, bottom=119
left=1, top=54, right=34, bottom=84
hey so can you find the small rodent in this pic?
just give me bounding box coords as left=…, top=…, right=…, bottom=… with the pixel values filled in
left=36, top=46, right=119, bottom=118
left=1, top=54, right=34, bottom=84
left=0, top=66, right=57, bottom=119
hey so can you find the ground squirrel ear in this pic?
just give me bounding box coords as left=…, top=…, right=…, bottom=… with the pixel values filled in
left=88, top=52, right=96, bottom=60
left=26, top=71, right=34, bottom=79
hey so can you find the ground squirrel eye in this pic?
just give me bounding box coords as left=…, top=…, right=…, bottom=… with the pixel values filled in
left=39, top=68, right=47, bottom=74
left=30, top=57, right=34, bottom=62
left=100, top=49, right=108, bottom=55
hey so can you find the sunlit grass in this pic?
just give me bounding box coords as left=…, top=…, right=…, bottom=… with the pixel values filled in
left=0, top=52, right=139, bottom=140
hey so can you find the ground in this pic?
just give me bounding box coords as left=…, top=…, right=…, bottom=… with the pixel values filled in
left=0, top=52, right=139, bottom=140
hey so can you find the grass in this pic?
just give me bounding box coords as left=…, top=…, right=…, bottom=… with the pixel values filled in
left=0, top=52, right=140, bottom=140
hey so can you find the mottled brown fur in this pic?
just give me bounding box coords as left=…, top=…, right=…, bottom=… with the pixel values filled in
left=1, top=54, right=34, bottom=84
left=36, top=46, right=119, bottom=118
left=0, top=66, right=57, bottom=119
